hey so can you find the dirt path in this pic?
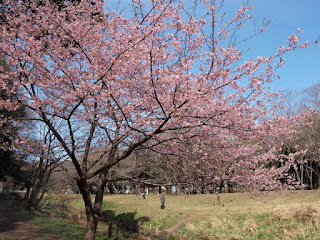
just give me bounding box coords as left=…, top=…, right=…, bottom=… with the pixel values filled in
left=156, top=214, right=199, bottom=240
left=0, top=199, right=44, bottom=240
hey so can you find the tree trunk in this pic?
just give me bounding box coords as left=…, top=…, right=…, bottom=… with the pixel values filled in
left=300, top=164, right=304, bottom=186
left=317, top=165, right=320, bottom=189
left=27, top=154, right=46, bottom=209
left=309, top=162, right=313, bottom=190
left=24, top=186, right=31, bottom=200
left=84, top=210, right=98, bottom=240
left=37, top=167, right=53, bottom=207
left=294, top=165, right=301, bottom=183
left=29, top=170, right=45, bottom=209
left=77, top=173, right=108, bottom=240
left=77, top=179, right=98, bottom=240
left=111, top=181, right=117, bottom=194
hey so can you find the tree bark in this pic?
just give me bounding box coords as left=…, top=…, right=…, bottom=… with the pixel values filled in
left=77, top=174, right=108, bottom=240
left=300, top=164, right=304, bottom=186
left=24, top=186, right=31, bottom=200
left=309, top=162, right=313, bottom=190
left=28, top=163, right=46, bottom=209
left=77, top=179, right=96, bottom=240
left=37, top=166, right=53, bottom=207
left=317, top=165, right=320, bottom=189
left=84, top=210, right=98, bottom=240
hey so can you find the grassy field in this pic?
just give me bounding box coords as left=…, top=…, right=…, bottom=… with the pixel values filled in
left=30, top=190, right=320, bottom=239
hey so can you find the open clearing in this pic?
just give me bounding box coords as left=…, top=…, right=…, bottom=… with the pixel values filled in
left=4, top=190, right=320, bottom=239
left=48, top=190, right=320, bottom=239
left=97, top=190, right=320, bottom=239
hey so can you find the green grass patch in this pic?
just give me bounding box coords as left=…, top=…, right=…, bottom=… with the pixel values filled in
left=33, top=215, right=86, bottom=240
left=36, top=190, right=320, bottom=239
left=10, top=209, right=107, bottom=240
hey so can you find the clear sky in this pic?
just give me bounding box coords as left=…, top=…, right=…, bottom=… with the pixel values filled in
left=108, top=0, right=320, bottom=92
left=228, top=0, right=320, bottom=92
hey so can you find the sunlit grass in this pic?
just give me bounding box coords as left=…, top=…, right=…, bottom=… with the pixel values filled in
left=97, top=190, right=320, bottom=239
left=29, top=190, right=320, bottom=239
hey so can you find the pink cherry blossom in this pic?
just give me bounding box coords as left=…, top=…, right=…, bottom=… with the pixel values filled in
left=288, top=33, right=301, bottom=45
left=0, top=1, right=318, bottom=239
left=299, top=41, right=310, bottom=48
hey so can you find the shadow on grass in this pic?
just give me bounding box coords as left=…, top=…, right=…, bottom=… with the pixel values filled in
left=101, top=210, right=150, bottom=234
left=33, top=215, right=86, bottom=240
left=7, top=203, right=150, bottom=239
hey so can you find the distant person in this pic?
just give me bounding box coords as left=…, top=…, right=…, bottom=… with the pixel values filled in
left=160, top=194, right=165, bottom=209
left=142, top=190, right=146, bottom=199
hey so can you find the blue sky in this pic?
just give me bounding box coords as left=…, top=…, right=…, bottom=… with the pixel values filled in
left=108, top=0, right=320, bottom=92
left=228, top=0, right=320, bottom=92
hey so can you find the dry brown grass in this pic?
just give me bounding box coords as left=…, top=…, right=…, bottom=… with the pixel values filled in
left=280, top=228, right=306, bottom=240
left=242, top=219, right=257, bottom=233
left=48, top=190, right=320, bottom=239
left=273, top=204, right=319, bottom=228
left=226, top=235, right=242, bottom=240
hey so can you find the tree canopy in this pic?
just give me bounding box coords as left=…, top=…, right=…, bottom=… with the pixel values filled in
left=0, top=0, right=317, bottom=239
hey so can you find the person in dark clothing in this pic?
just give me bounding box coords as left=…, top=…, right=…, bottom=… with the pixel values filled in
left=142, top=189, right=146, bottom=199
left=160, top=194, right=165, bottom=209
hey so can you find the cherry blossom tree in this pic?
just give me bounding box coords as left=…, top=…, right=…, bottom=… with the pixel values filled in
left=158, top=112, right=311, bottom=193
left=22, top=121, right=68, bottom=210
left=0, top=0, right=317, bottom=239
